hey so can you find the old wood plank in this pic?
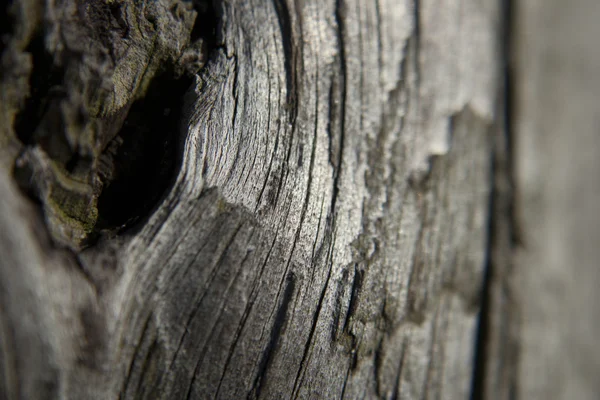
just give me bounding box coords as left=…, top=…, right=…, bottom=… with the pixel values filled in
left=0, top=0, right=501, bottom=398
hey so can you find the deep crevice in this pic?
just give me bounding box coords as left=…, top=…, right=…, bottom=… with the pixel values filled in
left=249, top=272, right=296, bottom=399
left=470, top=0, right=514, bottom=397
left=190, top=0, right=218, bottom=47
left=9, top=0, right=221, bottom=248
left=343, top=264, right=364, bottom=333
left=95, top=0, right=221, bottom=233
left=470, top=165, right=496, bottom=400
left=0, top=1, right=14, bottom=56
left=272, top=0, right=296, bottom=111
left=95, top=69, right=194, bottom=231
left=329, top=0, right=347, bottom=220
left=13, top=31, right=65, bottom=146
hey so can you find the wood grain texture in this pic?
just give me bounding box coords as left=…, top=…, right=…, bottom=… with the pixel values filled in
left=0, top=0, right=502, bottom=398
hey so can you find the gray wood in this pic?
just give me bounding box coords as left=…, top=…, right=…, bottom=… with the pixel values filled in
left=0, top=0, right=502, bottom=398
left=478, top=0, right=600, bottom=399
left=508, top=0, right=600, bottom=398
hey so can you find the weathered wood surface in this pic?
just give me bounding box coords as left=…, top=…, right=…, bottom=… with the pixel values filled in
left=0, top=0, right=502, bottom=399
